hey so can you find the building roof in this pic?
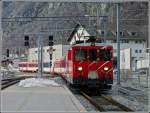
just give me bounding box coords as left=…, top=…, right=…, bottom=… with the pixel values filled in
left=67, top=23, right=81, bottom=42
left=68, top=23, right=147, bottom=43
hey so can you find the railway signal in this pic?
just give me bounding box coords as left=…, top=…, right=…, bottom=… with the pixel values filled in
left=6, top=49, right=9, bottom=57
left=49, top=41, right=54, bottom=46
left=50, top=61, right=52, bottom=67
left=49, top=35, right=53, bottom=46
left=50, top=54, right=52, bottom=60
left=48, top=35, right=54, bottom=68
left=24, top=35, right=29, bottom=46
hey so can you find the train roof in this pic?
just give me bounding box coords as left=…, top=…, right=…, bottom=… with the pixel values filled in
left=19, top=61, right=38, bottom=64
left=71, top=43, right=113, bottom=47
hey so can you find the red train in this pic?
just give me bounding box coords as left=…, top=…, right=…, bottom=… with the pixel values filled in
left=52, top=43, right=113, bottom=88
left=18, top=62, right=38, bottom=72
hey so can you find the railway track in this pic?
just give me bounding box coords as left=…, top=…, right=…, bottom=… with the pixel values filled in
left=1, top=76, right=31, bottom=90
left=1, top=73, right=57, bottom=90
left=81, top=91, right=134, bottom=112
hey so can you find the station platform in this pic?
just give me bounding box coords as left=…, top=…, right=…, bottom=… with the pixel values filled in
left=1, top=84, right=86, bottom=112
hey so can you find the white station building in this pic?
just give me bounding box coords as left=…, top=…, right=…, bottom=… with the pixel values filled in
left=27, top=44, right=69, bottom=69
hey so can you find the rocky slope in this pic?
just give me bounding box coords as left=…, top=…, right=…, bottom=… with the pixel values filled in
left=2, top=2, right=148, bottom=55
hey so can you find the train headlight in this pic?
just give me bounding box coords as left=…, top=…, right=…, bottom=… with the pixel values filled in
left=104, top=67, right=109, bottom=71
left=78, top=67, right=83, bottom=71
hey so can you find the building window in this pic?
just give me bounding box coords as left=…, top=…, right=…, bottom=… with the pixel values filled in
left=126, top=40, right=129, bottom=43
left=135, top=41, right=138, bottom=43
left=139, top=50, right=142, bottom=53
left=120, top=32, right=124, bottom=36
left=135, top=40, right=142, bottom=44
left=131, top=32, right=136, bottom=36
left=131, top=2, right=134, bottom=5
left=135, top=50, right=138, bottom=53
left=120, top=40, right=128, bottom=43
left=115, top=31, right=123, bottom=36
left=146, top=49, right=149, bottom=53
left=113, top=40, right=116, bottom=43
left=139, top=40, right=142, bottom=43
left=101, top=31, right=104, bottom=35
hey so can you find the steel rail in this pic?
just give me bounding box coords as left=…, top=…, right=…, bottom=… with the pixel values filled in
left=81, top=91, right=134, bottom=112
left=1, top=79, right=21, bottom=90
left=81, top=91, right=106, bottom=111
left=1, top=76, right=31, bottom=90
left=101, top=95, right=134, bottom=112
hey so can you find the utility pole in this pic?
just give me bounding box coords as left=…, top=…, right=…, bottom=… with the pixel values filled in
left=0, top=1, right=2, bottom=79
left=37, top=33, right=43, bottom=78
left=103, top=16, right=108, bottom=43
left=148, top=1, right=150, bottom=112
left=117, top=3, right=121, bottom=85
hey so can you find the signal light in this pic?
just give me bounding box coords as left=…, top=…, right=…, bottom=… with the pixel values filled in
left=25, top=36, right=29, bottom=40
left=49, top=41, right=53, bottom=46
left=49, top=35, right=53, bottom=41
left=50, top=54, right=52, bottom=60
left=6, top=49, right=9, bottom=57
left=48, top=35, right=54, bottom=46
left=24, top=42, right=29, bottom=46
left=50, top=61, right=52, bottom=67
left=24, top=35, right=29, bottom=46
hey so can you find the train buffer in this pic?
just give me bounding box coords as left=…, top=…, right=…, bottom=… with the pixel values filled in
left=1, top=83, right=86, bottom=112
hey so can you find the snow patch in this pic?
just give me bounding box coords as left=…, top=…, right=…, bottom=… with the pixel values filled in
left=18, top=78, right=60, bottom=87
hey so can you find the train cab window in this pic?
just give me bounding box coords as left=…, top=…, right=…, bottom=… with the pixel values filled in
left=21, top=64, right=27, bottom=67
left=99, top=49, right=111, bottom=61
left=19, top=64, right=23, bottom=67
left=89, top=49, right=97, bottom=61
left=29, top=64, right=33, bottom=67
left=74, top=49, right=87, bottom=61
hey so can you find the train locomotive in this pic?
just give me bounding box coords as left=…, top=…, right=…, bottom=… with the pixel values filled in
left=53, top=42, right=113, bottom=88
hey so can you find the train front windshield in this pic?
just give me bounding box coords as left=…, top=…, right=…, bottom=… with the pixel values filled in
left=74, top=48, right=111, bottom=61
left=74, top=49, right=87, bottom=61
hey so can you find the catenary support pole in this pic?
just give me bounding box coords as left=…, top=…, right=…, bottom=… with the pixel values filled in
left=0, top=1, right=3, bottom=81
left=38, top=34, right=42, bottom=78
left=37, top=34, right=40, bottom=78
left=104, top=16, right=108, bottom=43
left=117, top=3, right=121, bottom=85
left=40, top=36, right=43, bottom=77
left=148, top=1, right=150, bottom=112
